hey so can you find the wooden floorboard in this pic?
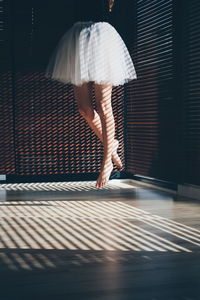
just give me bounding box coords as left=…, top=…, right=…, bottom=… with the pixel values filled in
left=0, top=180, right=199, bottom=299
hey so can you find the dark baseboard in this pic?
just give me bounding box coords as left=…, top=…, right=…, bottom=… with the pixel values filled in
left=126, top=172, right=177, bottom=191
left=1, top=172, right=177, bottom=191
left=1, top=171, right=124, bottom=184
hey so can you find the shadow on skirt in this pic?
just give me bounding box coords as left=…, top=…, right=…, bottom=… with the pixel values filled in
left=45, top=21, right=137, bottom=87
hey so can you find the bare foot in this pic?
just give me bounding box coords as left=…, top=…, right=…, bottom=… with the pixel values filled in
left=112, top=139, right=123, bottom=168
left=96, top=161, right=114, bottom=189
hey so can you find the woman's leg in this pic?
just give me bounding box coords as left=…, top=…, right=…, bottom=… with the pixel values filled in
left=93, top=83, right=116, bottom=188
left=73, top=82, right=122, bottom=172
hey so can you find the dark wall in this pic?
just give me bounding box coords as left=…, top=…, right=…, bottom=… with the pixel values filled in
left=0, top=0, right=199, bottom=186
left=0, top=0, right=126, bottom=179
left=125, top=0, right=200, bottom=186
left=0, top=0, right=16, bottom=174
left=181, top=0, right=200, bottom=186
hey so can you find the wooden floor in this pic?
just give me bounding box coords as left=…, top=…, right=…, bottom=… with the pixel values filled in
left=0, top=180, right=200, bottom=300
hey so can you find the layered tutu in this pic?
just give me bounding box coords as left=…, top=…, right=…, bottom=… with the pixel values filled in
left=45, top=21, right=137, bottom=86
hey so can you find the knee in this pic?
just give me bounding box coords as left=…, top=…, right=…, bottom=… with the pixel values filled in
left=97, top=104, right=112, bottom=118
left=78, top=107, right=95, bottom=119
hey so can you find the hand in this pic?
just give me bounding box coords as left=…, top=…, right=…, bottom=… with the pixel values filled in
left=108, top=0, right=115, bottom=12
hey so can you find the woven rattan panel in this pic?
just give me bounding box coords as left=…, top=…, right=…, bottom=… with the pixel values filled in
left=2, top=0, right=125, bottom=177
left=14, top=73, right=125, bottom=175
left=182, top=0, right=200, bottom=186
left=125, top=0, right=181, bottom=183
left=0, top=0, right=16, bottom=174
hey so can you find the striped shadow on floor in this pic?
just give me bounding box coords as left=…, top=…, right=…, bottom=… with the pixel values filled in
left=1, top=185, right=200, bottom=272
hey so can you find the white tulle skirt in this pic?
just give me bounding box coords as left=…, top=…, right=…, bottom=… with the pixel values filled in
left=45, top=21, right=137, bottom=86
